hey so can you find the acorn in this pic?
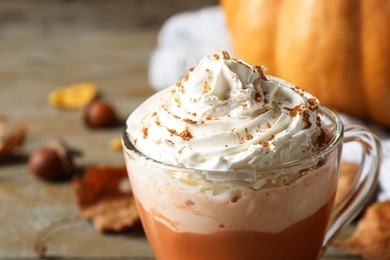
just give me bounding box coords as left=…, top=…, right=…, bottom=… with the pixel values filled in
left=82, top=100, right=119, bottom=128
left=28, top=139, right=79, bottom=181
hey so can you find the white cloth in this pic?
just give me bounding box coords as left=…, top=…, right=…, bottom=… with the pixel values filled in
left=149, top=6, right=233, bottom=90
left=148, top=6, right=389, bottom=201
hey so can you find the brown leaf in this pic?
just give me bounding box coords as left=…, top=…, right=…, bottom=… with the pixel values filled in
left=333, top=200, right=390, bottom=260
left=72, top=165, right=139, bottom=232
left=81, top=196, right=139, bottom=233
left=335, top=162, right=359, bottom=206
left=0, top=117, right=27, bottom=155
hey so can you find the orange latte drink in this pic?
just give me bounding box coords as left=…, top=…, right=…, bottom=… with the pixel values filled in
left=122, top=51, right=369, bottom=259
left=126, top=158, right=339, bottom=260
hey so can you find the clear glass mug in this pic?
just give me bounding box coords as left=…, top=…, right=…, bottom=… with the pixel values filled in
left=122, top=106, right=381, bottom=260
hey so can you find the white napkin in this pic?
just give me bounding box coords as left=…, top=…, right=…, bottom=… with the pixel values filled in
left=148, top=6, right=389, bottom=201
left=149, top=6, right=233, bottom=91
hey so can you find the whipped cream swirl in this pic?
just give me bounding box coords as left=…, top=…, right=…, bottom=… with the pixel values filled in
left=126, top=51, right=325, bottom=171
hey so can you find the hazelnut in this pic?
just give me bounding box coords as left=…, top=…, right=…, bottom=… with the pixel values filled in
left=28, top=139, right=78, bottom=181
left=83, top=100, right=119, bottom=128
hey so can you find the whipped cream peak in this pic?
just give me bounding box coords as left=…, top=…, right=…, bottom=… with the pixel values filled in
left=176, top=50, right=265, bottom=120
left=127, top=51, right=326, bottom=172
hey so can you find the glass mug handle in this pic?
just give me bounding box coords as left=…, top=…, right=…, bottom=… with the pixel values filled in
left=322, top=124, right=382, bottom=249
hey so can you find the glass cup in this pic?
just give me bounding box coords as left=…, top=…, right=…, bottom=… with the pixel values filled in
left=122, top=106, right=381, bottom=260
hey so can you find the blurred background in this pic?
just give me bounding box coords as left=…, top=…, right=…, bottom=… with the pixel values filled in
left=0, top=0, right=218, bottom=118
left=0, top=0, right=219, bottom=162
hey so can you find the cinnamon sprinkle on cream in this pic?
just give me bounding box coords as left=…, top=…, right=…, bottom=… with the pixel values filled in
left=221, top=51, right=230, bottom=59
left=179, top=127, right=193, bottom=141
left=236, top=132, right=245, bottom=144
left=183, top=118, right=197, bottom=124
left=307, top=97, right=319, bottom=111
left=255, top=66, right=267, bottom=80
left=254, top=92, right=262, bottom=102
left=168, top=127, right=193, bottom=141
left=203, top=81, right=211, bottom=94
left=259, top=141, right=269, bottom=148
left=316, top=129, right=328, bottom=148
left=178, top=146, right=186, bottom=154
left=284, top=105, right=301, bottom=117
left=142, top=127, right=148, bottom=139
left=245, top=128, right=253, bottom=140
left=284, top=104, right=312, bottom=129
left=301, top=110, right=312, bottom=129
left=165, top=140, right=174, bottom=145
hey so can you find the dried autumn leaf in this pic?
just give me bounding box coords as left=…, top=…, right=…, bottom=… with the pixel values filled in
left=0, top=116, right=27, bottom=155
left=48, top=83, right=97, bottom=109
left=72, top=165, right=139, bottom=232
left=81, top=196, right=139, bottom=233
left=108, top=138, right=122, bottom=151
left=333, top=200, right=390, bottom=260
left=335, top=162, right=359, bottom=205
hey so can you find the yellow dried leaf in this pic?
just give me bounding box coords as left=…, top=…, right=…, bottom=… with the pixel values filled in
left=108, top=138, right=122, bottom=151
left=48, top=83, right=97, bottom=109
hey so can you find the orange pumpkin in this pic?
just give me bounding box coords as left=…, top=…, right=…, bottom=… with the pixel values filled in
left=221, top=0, right=390, bottom=126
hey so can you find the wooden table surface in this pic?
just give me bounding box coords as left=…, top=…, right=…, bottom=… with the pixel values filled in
left=0, top=1, right=359, bottom=259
